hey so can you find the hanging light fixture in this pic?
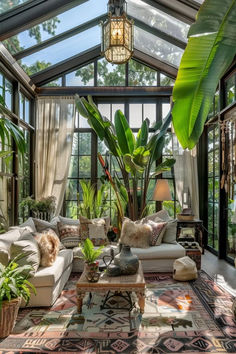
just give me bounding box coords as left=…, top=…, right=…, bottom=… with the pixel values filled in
left=101, top=0, right=134, bottom=64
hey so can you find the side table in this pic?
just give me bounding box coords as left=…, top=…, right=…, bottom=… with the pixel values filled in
left=176, top=219, right=204, bottom=254
left=178, top=241, right=202, bottom=270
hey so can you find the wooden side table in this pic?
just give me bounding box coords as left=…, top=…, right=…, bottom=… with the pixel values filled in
left=176, top=219, right=204, bottom=254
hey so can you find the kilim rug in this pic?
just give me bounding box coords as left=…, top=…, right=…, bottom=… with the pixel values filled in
left=0, top=270, right=236, bottom=353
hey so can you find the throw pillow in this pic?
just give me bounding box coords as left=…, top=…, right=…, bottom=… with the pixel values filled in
left=147, top=220, right=167, bottom=246
left=144, top=209, right=171, bottom=223
left=0, top=240, right=9, bottom=266
left=59, top=215, right=80, bottom=225
left=10, top=234, right=41, bottom=277
left=57, top=222, right=80, bottom=248
left=161, top=219, right=177, bottom=244
left=35, top=229, right=60, bottom=267
left=79, top=216, right=108, bottom=246
left=33, top=218, right=59, bottom=236
left=120, top=218, right=152, bottom=248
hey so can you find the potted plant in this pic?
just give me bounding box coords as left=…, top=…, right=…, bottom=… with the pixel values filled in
left=20, top=195, right=56, bottom=221
left=80, top=238, right=104, bottom=282
left=0, top=254, right=36, bottom=338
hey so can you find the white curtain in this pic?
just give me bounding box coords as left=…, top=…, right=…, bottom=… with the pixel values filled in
left=35, top=97, right=75, bottom=215
left=172, top=128, right=199, bottom=218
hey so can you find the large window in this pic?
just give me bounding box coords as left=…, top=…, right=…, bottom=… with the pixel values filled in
left=207, top=124, right=219, bottom=251
left=65, top=98, right=178, bottom=221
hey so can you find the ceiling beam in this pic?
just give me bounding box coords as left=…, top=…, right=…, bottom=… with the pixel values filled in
left=36, top=86, right=173, bottom=97
left=142, top=0, right=198, bottom=24
left=0, top=0, right=88, bottom=41
left=30, top=45, right=101, bottom=86
left=131, top=17, right=186, bottom=50
left=14, top=14, right=107, bottom=61
left=133, top=49, right=178, bottom=79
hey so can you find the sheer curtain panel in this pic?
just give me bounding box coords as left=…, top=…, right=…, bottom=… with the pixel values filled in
left=35, top=97, right=75, bottom=215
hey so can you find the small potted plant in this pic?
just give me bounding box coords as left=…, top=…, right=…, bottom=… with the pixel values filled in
left=80, top=238, right=104, bottom=282
left=0, top=254, right=36, bottom=338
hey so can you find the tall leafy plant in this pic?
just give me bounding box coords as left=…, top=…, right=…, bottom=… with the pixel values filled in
left=75, top=95, right=175, bottom=221
left=172, top=0, right=236, bottom=149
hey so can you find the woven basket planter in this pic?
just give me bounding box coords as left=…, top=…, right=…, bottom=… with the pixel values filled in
left=0, top=297, right=21, bottom=338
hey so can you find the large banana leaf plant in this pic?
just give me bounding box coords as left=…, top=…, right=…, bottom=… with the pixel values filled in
left=75, top=95, right=175, bottom=221
left=172, top=0, right=236, bottom=149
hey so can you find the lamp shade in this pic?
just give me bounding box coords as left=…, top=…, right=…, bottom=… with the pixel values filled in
left=152, top=179, right=172, bottom=201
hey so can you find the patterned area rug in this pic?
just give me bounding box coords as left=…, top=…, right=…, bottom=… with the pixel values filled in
left=0, top=270, right=236, bottom=353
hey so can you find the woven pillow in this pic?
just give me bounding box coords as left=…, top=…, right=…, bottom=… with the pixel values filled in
left=147, top=220, right=167, bottom=246
left=57, top=222, right=80, bottom=248
left=79, top=216, right=108, bottom=246
left=120, top=218, right=152, bottom=248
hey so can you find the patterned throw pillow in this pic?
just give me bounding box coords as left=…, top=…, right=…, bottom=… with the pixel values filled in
left=79, top=216, right=108, bottom=246
left=57, top=222, right=80, bottom=248
left=147, top=220, right=167, bottom=246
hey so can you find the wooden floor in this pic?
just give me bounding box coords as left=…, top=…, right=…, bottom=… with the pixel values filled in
left=202, top=250, right=236, bottom=296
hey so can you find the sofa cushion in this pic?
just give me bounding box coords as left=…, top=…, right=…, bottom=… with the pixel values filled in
left=10, top=234, right=41, bottom=277
left=30, top=249, right=73, bottom=287
left=144, top=209, right=171, bottom=223
left=51, top=215, right=80, bottom=225
left=57, top=222, right=80, bottom=248
left=162, top=219, right=177, bottom=244
left=131, top=242, right=185, bottom=260
left=0, top=228, right=22, bottom=243
left=0, top=240, right=9, bottom=265
left=33, top=218, right=59, bottom=236
left=19, top=217, right=37, bottom=232
left=147, top=220, right=167, bottom=246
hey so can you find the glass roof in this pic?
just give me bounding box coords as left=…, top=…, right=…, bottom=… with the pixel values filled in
left=127, top=0, right=189, bottom=43
left=20, top=26, right=100, bottom=75
left=134, top=27, right=183, bottom=67
left=0, top=0, right=30, bottom=15
left=0, top=0, right=201, bottom=80
left=3, top=0, right=107, bottom=56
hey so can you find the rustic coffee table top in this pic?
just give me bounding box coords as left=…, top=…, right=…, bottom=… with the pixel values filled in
left=77, top=261, right=145, bottom=290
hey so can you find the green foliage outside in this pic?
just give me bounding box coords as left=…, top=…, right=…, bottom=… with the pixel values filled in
left=0, top=254, right=36, bottom=309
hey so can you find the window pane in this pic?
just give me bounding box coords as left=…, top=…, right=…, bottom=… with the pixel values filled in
left=4, top=0, right=107, bottom=54
left=20, top=26, right=100, bottom=75
left=43, top=78, right=62, bottom=87
left=225, top=73, right=236, bottom=107
left=79, top=156, right=91, bottom=178
left=79, top=133, right=91, bottom=155
left=25, top=98, right=30, bottom=123
left=162, top=103, right=170, bottom=119
left=144, top=104, right=156, bottom=126
left=128, top=59, right=157, bottom=86
left=97, top=59, right=125, bottom=86
left=19, top=93, right=24, bottom=120
left=0, top=0, right=30, bottom=14
left=5, top=79, right=12, bottom=111
left=129, top=103, right=142, bottom=128
left=78, top=112, right=90, bottom=128
left=98, top=104, right=111, bottom=121
left=66, top=63, right=94, bottom=86
left=69, top=156, right=78, bottom=177
left=134, top=27, right=183, bottom=67
left=66, top=180, right=78, bottom=200
left=160, top=73, right=175, bottom=86
left=127, top=0, right=189, bottom=43
left=65, top=201, right=78, bottom=219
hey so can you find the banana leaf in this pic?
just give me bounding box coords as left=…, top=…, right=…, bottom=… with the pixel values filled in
left=136, top=119, right=149, bottom=148
left=114, top=110, right=135, bottom=155
left=172, top=0, right=236, bottom=149
left=151, top=158, right=176, bottom=177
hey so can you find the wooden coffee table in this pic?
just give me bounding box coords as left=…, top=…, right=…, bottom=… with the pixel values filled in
left=76, top=261, right=146, bottom=314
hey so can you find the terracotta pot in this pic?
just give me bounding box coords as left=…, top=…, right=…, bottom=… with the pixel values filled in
left=0, top=297, right=21, bottom=338
left=84, top=262, right=100, bottom=282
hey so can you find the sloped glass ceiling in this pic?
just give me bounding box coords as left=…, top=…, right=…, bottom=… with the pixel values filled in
left=20, top=26, right=100, bottom=75
left=0, top=0, right=30, bottom=14
left=135, top=27, right=183, bottom=67
left=2, top=0, right=192, bottom=76
left=3, top=0, right=107, bottom=55
left=127, top=0, right=189, bottom=43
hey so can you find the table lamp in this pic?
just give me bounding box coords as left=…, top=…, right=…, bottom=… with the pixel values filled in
left=152, top=179, right=172, bottom=201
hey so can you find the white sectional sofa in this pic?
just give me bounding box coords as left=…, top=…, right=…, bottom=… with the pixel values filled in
left=0, top=212, right=186, bottom=307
